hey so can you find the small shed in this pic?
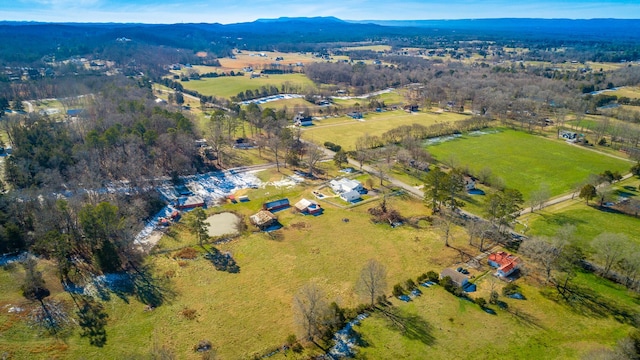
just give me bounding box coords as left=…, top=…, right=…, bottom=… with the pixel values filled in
left=250, top=210, right=277, bottom=229
left=263, top=198, right=290, bottom=212
left=294, top=198, right=322, bottom=215
left=340, top=189, right=361, bottom=203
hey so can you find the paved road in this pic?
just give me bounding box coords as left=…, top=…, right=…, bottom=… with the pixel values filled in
left=520, top=173, right=633, bottom=215
left=310, top=139, right=638, bottom=243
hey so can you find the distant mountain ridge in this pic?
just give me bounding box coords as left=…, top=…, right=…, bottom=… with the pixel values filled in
left=254, top=16, right=346, bottom=23
left=1, top=17, right=639, bottom=65
left=347, top=18, right=640, bottom=41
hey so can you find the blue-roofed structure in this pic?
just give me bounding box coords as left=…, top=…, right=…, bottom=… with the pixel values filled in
left=263, top=198, right=290, bottom=212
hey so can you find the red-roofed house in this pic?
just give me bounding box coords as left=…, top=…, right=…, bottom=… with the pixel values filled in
left=488, top=251, right=520, bottom=277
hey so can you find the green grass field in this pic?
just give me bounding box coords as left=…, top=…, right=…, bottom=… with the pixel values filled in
left=0, top=170, right=468, bottom=359
left=607, top=86, right=640, bottom=99
left=355, top=278, right=633, bottom=359
left=257, top=97, right=318, bottom=111
left=341, top=45, right=391, bottom=52
left=521, top=177, right=640, bottom=249
left=303, top=110, right=469, bottom=150
left=331, top=91, right=406, bottom=108
left=1, top=167, right=636, bottom=359
left=427, top=129, right=632, bottom=200
left=177, top=74, right=316, bottom=99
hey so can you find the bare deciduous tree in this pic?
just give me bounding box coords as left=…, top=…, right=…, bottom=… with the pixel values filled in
left=292, top=283, right=330, bottom=344
left=355, top=259, right=388, bottom=307
left=592, top=232, right=629, bottom=277
left=434, top=212, right=456, bottom=247
left=305, top=144, right=325, bottom=177
left=529, top=183, right=551, bottom=212
left=519, top=236, right=562, bottom=283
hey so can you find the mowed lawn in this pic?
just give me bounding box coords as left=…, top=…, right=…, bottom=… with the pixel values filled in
left=521, top=177, right=640, bottom=249
left=303, top=110, right=469, bottom=150
left=427, top=129, right=632, bottom=200
left=177, top=73, right=316, bottom=99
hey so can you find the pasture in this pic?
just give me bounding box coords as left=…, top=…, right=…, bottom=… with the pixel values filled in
left=302, top=110, right=469, bottom=150
left=521, top=176, right=640, bottom=249
left=218, top=51, right=321, bottom=73
left=177, top=73, right=316, bottom=99
left=341, top=45, right=391, bottom=52
left=608, top=86, right=640, bottom=99
left=356, top=278, right=633, bottom=359
left=0, top=167, right=636, bottom=359
left=331, top=91, right=406, bottom=108
left=0, top=169, right=467, bottom=359
left=426, top=129, right=631, bottom=200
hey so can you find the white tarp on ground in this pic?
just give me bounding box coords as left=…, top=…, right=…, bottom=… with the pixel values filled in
left=264, top=174, right=304, bottom=189
left=135, top=170, right=262, bottom=247
left=135, top=169, right=308, bottom=247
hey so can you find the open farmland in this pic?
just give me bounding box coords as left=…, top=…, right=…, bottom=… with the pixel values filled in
left=177, top=73, right=316, bottom=99
left=608, top=86, right=640, bottom=99
left=303, top=110, right=469, bottom=150
left=356, top=279, right=634, bottom=359
left=331, top=91, right=406, bottom=108
left=427, top=129, right=632, bottom=200
left=341, top=45, right=391, bottom=52
left=521, top=176, right=640, bottom=249
left=217, top=51, right=322, bottom=73
left=0, top=173, right=470, bottom=359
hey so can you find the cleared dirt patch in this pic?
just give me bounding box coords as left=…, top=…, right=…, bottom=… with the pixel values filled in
left=205, top=212, right=240, bottom=237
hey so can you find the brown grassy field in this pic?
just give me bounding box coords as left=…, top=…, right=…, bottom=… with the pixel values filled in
left=217, top=51, right=322, bottom=72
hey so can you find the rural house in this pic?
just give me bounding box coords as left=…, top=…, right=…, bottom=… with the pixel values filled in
left=340, top=189, right=361, bottom=203
left=464, top=176, right=477, bottom=191
left=403, top=104, right=419, bottom=112
left=329, top=178, right=363, bottom=194
left=294, top=198, right=322, bottom=215
left=250, top=210, right=277, bottom=229
left=488, top=251, right=520, bottom=277
left=293, top=112, right=313, bottom=126
left=440, top=268, right=476, bottom=292
left=347, top=111, right=363, bottom=119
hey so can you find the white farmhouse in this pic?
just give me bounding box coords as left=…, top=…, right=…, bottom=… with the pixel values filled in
left=329, top=178, right=363, bottom=194
left=340, top=189, right=361, bottom=202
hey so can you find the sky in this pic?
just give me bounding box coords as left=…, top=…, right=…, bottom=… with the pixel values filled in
left=1, top=0, right=639, bottom=24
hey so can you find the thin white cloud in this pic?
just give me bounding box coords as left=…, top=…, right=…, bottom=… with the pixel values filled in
left=4, top=0, right=640, bottom=23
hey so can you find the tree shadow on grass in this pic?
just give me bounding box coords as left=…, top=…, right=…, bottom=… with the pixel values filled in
left=507, top=307, right=546, bottom=330
left=128, top=264, right=176, bottom=308
left=201, top=245, right=240, bottom=273
left=540, top=213, right=587, bottom=227
left=542, top=284, right=637, bottom=325
left=377, top=307, right=436, bottom=346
